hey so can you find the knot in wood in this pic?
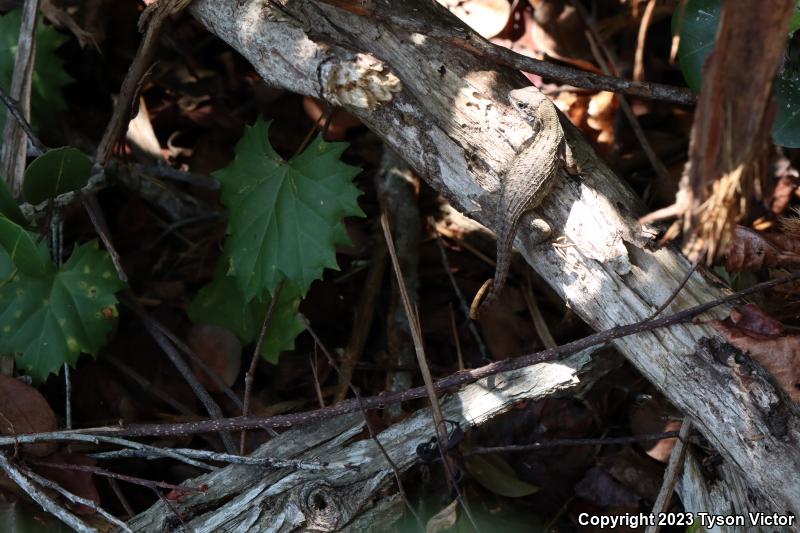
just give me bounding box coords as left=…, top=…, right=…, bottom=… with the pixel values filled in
left=296, top=481, right=356, bottom=531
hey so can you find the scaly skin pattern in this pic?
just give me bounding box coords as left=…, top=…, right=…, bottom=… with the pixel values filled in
left=481, top=87, right=565, bottom=312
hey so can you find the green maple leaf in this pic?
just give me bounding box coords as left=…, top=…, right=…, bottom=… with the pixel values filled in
left=0, top=240, right=126, bottom=382
left=215, top=118, right=364, bottom=300
left=188, top=266, right=304, bottom=363
left=0, top=9, right=72, bottom=137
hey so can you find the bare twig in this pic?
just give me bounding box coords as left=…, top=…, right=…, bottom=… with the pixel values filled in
left=69, top=270, right=800, bottom=438
left=0, top=84, right=45, bottom=153
left=240, top=279, right=284, bottom=454
left=0, top=452, right=94, bottom=532
left=317, top=0, right=696, bottom=106
left=581, top=10, right=673, bottom=185
left=31, top=460, right=207, bottom=493
left=464, top=431, right=682, bottom=456
left=90, top=447, right=355, bottom=470
left=645, top=420, right=693, bottom=533
left=381, top=213, right=480, bottom=531
left=20, top=465, right=132, bottom=532
left=433, top=224, right=490, bottom=362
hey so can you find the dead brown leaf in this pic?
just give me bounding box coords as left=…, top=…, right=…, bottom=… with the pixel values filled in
left=0, top=376, right=57, bottom=458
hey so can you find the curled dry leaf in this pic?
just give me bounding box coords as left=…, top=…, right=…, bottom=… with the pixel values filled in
left=187, top=324, right=242, bottom=392
left=728, top=303, right=784, bottom=339
left=712, top=315, right=800, bottom=402
left=0, top=375, right=57, bottom=457
left=723, top=226, right=800, bottom=271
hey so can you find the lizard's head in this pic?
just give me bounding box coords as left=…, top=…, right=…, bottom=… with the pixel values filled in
left=508, top=87, right=549, bottom=116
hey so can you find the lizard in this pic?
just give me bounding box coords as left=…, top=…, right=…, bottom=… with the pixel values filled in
left=477, top=86, right=576, bottom=315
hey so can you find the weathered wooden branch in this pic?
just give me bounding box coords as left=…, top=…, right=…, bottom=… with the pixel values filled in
left=127, top=351, right=595, bottom=531
left=126, top=0, right=800, bottom=527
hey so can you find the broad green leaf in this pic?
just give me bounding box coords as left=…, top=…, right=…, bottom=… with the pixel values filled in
left=23, top=147, right=92, bottom=204
left=0, top=217, right=53, bottom=278
left=0, top=179, right=27, bottom=227
left=463, top=453, right=539, bottom=498
left=673, top=0, right=800, bottom=146
left=0, top=9, right=72, bottom=137
left=188, top=266, right=304, bottom=363
left=0, top=240, right=126, bottom=382
left=215, top=118, right=364, bottom=299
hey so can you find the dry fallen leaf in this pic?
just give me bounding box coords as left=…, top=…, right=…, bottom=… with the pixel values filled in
left=187, top=324, right=242, bottom=392
left=723, top=226, right=800, bottom=271
left=713, top=312, right=800, bottom=402
left=0, top=375, right=57, bottom=458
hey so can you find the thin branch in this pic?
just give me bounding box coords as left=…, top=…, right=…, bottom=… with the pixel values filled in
left=20, top=465, right=132, bottom=532
left=0, top=84, right=46, bottom=153
left=463, top=431, right=683, bottom=456
left=0, top=452, right=94, bottom=532
left=31, top=460, right=207, bottom=493
left=89, top=447, right=356, bottom=470
left=1, top=273, right=796, bottom=441
left=645, top=420, right=693, bottom=533
left=316, top=0, right=696, bottom=106
left=240, top=279, right=284, bottom=454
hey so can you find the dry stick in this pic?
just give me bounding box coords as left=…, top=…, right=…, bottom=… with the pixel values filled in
left=240, top=279, right=284, bottom=454
left=463, top=431, right=682, bottom=456
left=0, top=0, right=39, bottom=195
left=0, top=452, right=94, bottom=533
left=380, top=213, right=481, bottom=532
left=20, top=465, right=133, bottom=532
left=31, top=460, right=206, bottom=493
left=448, top=304, right=464, bottom=371
left=79, top=269, right=800, bottom=439
left=524, top=271, right=557, bottom=349
left=302, top=318, right=424, bottom=530
left=335, top=240, right=387, bottom=403
left=649, top=255, right=703, bottom=320
left=108, top=478, right=135, bottom=519
left=432, top=226, right=489, bottom=362
left=90, top=447, right=354, bottom=470
left=127, top=301, right=238, bottom=454
left=0, top=84, right=45, bottom=153
left=150, top=321, right=244, bottom=410
left=96, top=0, right=193, bottom=164
left=580, top=12, right=673, bottom=185
left=0, top=431, right=214, bottom=470
left=633, top=0, right=658, bottom=82
left=316, top=0, right=696, bottom=106
left=645, top=420, right=693, bottom=533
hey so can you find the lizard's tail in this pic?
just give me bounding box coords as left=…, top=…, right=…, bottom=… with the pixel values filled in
left=477, top=223, right=516, bottom=315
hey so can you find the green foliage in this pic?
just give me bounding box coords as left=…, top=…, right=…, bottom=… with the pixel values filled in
left=188, top=266, right=304, bottom=363
left=0, top=217, right=53, bottom=278
left=215, top=118, right=364, bottom=300
left=0, top=9, right=72, bottom=136
left=190, top=118, right=364, bottom=363
left=672, top=0, right=800, bottom=146
left=0, top=179, right=27, bottom=227
left=0, top=240, right=126, bottom=382
left=23, top=147, right=92, bottom=205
